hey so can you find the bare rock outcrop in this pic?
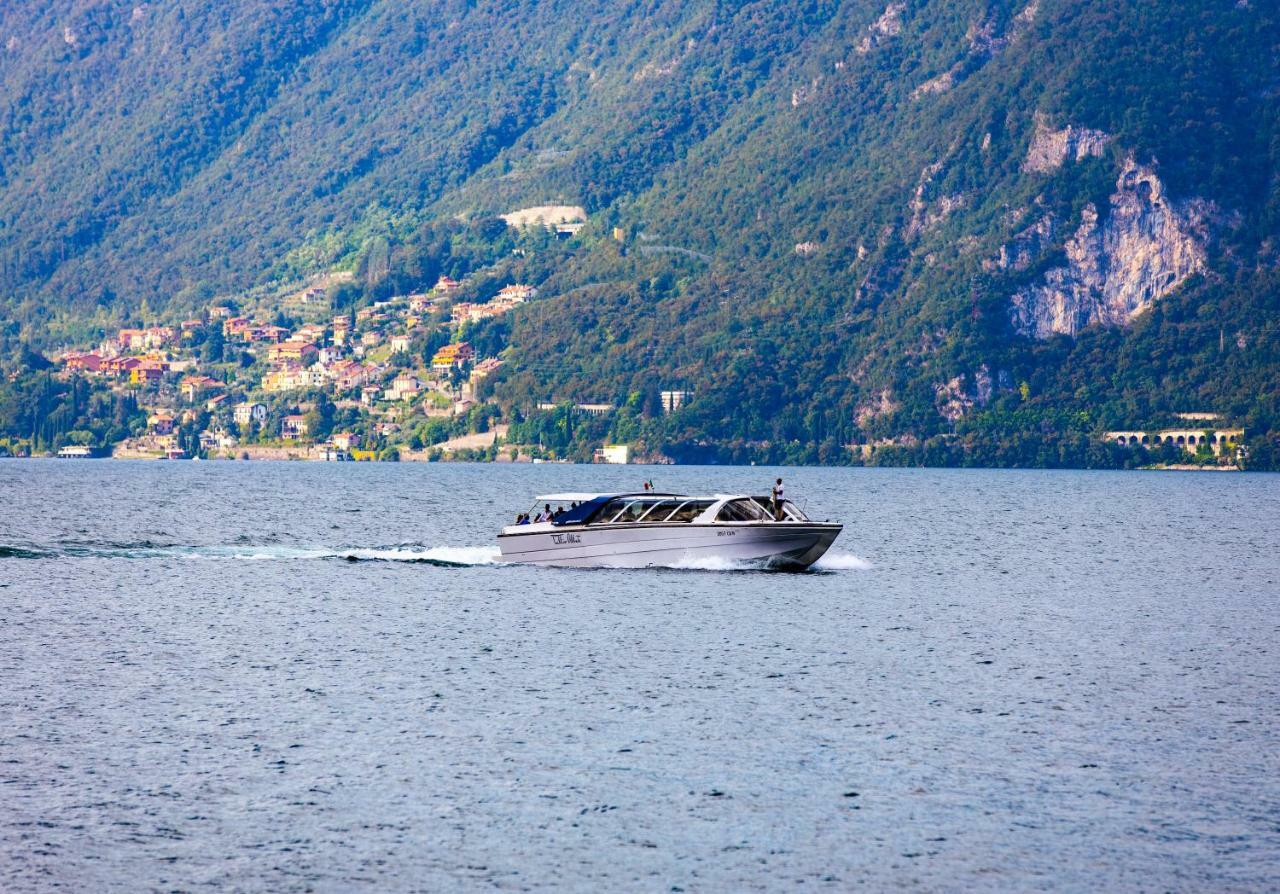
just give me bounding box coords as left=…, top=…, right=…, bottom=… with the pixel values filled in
left=857, top=2, right=905, bottom=54
left=906, top=158, right=965, bottom=238
left=934, top=375, right=972, bottom=422
left=911, top=5, right=1037, bottom=100
left=791, top=76, right=823, bottom=108
left=1023, top=113, right=1111, bottom=173
left=991, top=213, right=1056, bottom=271
left=911, top=71, right=955, bottom=99
left=1010, top=159, right=1211, bottom=338
left=934, top=365, right=996, bottom=422
left=856, top=389, right=899, bottom=426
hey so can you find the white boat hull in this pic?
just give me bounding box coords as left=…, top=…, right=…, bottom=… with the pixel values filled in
left=497, top=522, right=841, bottom=570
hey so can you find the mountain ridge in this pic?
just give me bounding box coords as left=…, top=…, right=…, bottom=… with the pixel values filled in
left=1, top=0, right=1277, bottom=465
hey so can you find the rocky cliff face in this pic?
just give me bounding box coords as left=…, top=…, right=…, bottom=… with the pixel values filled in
left=1022, top=114, right=1111, bottom=173
left=856, top=3, right=904, bottom=54
left=1009, top=158, right=1211, bottom=338
left=991, top=213, right=1056, bottom=271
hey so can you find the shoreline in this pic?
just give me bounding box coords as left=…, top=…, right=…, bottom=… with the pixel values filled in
left=2, top=453, right=1255, bottom=472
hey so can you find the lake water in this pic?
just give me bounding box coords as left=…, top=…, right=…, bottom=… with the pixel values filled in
left=1, top=460, right=1277, bottom=891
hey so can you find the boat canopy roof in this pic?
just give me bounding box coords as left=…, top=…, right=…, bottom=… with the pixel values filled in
left=533, top=492, right=616, bottom=503
left=535, top=491, right=685, bottom=504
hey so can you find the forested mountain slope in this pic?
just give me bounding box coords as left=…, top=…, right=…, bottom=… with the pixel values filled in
left=1, top=0, right=1278, bottom=463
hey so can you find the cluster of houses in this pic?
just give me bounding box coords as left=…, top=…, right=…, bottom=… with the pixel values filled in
left=448, top=283, right=537, bottom=325
left=55, top=274, right=527, bottom=457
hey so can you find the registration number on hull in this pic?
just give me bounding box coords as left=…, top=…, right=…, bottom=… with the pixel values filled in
left=551, top=533, right=582, bottom=545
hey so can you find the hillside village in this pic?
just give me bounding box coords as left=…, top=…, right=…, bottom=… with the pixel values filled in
left=52, top=274, right=560, bottom=461
left=38, top=256, right=1250, bottom=469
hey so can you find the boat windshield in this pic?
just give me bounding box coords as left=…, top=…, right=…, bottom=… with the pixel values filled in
left=780, top=500, right=808, bottom=521
left=749, top=497, right=809, bottom=521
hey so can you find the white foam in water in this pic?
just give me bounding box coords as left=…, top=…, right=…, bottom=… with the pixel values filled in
left=173, top=544, right=502, bottom=565
left=666, top=554, right=753, bottom=572
left=812, top=550, right=874, bottom=570
left=336, top=545, right=502, bottom=565
left=666, top=551, right=873, bottom=572
left=83, top=542, right=860, bottom=570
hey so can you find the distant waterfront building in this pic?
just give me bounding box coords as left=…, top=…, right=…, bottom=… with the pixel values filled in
left=268, top=340, right=319, bottom=365
left=534, top=401, right=614, bottom=416
left=130, top=359, right=167, bottom=385
left=147, top=411, right=175, bottom=435
left=469, top=358, right=505, bottom=381
left=660, top=390, right=691, bottom=414
left=281, top=415, right=310, bottom=440
left=233, top=402, right=268, bottom=425
left=294, top=324, right=327, bottom=344
left=388, top=373, right=423, bottom=401
left=500, top=205, right=587, bottom=230
left=431, top=342, right=475, bottom=372
left=1106, top=428, right=1243, bottom=456
left=496, top=284, right=537, bottom=304
left=180, top=375, right=221, bottom=402
left=593, top=444, right=630, bottom=464
left=62, top=351, right=103, bottom=373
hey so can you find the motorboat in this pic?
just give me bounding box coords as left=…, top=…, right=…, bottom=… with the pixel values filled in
left=497, top=492, right=842, bottom=569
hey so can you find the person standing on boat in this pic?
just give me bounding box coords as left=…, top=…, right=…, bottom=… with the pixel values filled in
left=771, top=478, right=784, bottom=521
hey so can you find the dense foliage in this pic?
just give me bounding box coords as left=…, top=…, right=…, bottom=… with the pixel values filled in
left=1, top=0, right=1277, bottom=466
left=0, top=366, right=143, bottom=455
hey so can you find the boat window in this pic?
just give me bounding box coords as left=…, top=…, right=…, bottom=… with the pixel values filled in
left=611, top=500, right=655, bottom=523
left=587, top=498, right=632, bottom=524
left=637, top=499, right=683, bottom=522
left=666, top=500, right=716, bottom=523
left=717, top=499, right=770, bottom=522
left=781, top=500, right=808, bottom=521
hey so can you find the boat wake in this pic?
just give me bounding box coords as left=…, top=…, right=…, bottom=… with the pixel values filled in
left=0, top=540, right=503, bottom=567
left=0, top=541, right=869, bottom=572
left=664, top=549, right=872, bottom=573
left=812, top=550, right=874, bottom=571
